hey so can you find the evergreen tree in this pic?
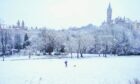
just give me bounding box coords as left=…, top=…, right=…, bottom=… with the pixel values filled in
left=23, top=33, right=30, bottom=49
left=14, top=34, right=22, bottom=52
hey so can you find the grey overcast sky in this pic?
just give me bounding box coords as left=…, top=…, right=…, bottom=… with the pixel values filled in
left=0, top=0, right=140, bottom=29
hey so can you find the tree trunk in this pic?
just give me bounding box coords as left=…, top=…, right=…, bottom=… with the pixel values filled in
left=2, top=55, right=5, bottom=61
left=70, top=52, right=73, bottom=58
left=77, top=51, right=79, bottom=58
left=48, top=52, right=52, bottom=55
left=2, top=45, right=5, bottom=61
left=104, top=53, right=107, bottom=57
left=99, top=53, right=100, bottom=57
left=29, top=53, right=31, bottom=59
left=80, top=52, right=83, bottom=58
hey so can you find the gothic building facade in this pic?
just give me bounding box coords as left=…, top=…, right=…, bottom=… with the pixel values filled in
left=102, top=3, right=140, bottom=30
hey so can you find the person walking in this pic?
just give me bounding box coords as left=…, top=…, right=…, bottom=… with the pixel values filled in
left=64, top=60, right=68, bottom=67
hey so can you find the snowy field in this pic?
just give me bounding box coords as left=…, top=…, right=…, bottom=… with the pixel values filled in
left=0, top=56, right=140, bottom=84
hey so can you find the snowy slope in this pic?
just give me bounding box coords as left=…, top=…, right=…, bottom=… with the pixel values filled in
left=0, top=56, right=140, bottom=84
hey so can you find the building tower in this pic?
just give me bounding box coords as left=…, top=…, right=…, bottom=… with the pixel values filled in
left=17, top=20, right=20, bottom=28
left=107, top=3, right=112, bottom=24
left=21, top=20, right=25, bottom=28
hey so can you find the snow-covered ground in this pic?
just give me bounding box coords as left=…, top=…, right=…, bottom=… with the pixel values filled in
left=0, top=56, right=140, bottom=84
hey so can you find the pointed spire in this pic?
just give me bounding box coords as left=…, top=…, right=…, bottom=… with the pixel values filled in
left=109, top=2, right=111, bottom=8
left=108, top=2, right=112, bottom=11
left=17, top=20, right=20, bottom=27
left=107, top=2, right=112, bottom=24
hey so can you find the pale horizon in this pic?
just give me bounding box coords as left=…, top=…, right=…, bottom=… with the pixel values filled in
left=0, top=0, right=140, bottom=29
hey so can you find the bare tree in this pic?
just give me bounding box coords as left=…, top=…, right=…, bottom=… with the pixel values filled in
left=0, top=29, right=11, bottom=61
left=39, top=29, right=56, bottom=55
left=76, top=33, right=93, bottom=58
left=14, top=33, right=22, bottom=52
